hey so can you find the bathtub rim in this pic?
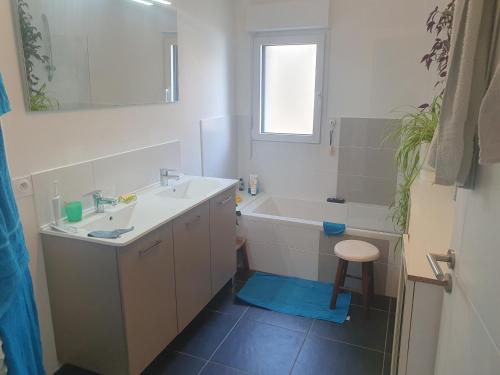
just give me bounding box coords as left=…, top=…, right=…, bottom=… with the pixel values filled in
left=240, top=193, right=401, bottom=239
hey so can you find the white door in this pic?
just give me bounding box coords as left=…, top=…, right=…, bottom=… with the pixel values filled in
left=433, top=164, right=500, bottom=374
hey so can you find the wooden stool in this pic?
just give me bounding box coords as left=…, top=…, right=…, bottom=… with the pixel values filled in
left=235, top=237, right=250, bottom=278
left=330, top=240, right=380, bottom=314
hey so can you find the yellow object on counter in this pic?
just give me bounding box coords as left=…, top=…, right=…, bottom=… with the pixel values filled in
left=118, top=193, right=137, bottom=204
left=236, top=194, right=242, bottom=204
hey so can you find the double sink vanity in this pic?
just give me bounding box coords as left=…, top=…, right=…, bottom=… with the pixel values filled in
left=41, top=176, right=238, bottom=375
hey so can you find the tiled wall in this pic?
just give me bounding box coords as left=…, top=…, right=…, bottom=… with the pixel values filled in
left=337, top=118, right=399, bottom=206
left=31, top=141, right=181, bottom=226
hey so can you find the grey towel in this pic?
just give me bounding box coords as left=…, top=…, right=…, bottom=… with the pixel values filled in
left=428, top=0, right=498, bottom=186
left=88, top=227, right=135, bottom=239
left=478, top=17, right=500, bottom=164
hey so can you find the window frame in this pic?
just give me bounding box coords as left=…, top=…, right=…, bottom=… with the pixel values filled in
left=251, top=31, right=326, bottom=144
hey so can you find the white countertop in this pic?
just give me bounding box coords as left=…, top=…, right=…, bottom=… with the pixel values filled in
left=40, top=176, right=238, bottom=247
left=404, top=177, right=456, bottom=284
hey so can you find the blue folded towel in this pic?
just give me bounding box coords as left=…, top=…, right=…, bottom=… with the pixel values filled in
left=323, top=222, right=346, bottom=236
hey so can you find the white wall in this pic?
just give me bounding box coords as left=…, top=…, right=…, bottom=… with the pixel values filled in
left=236, top=0, right=442, bottom=201
left=0, top=0, right=236, bottom=372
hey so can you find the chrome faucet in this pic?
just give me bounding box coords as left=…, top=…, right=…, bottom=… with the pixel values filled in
left=160, top=168, right=181, bottom=186
left=85, top=190, right=118, bottom=213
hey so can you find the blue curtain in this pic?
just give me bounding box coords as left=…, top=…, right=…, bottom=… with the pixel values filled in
left=0, top=74, right=45, bottom=374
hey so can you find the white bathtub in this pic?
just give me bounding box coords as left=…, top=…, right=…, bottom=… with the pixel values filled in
left=239, top=194, right=402, bottom=297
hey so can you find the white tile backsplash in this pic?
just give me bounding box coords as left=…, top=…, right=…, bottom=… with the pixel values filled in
left=31, top=141, right=181, bottom=226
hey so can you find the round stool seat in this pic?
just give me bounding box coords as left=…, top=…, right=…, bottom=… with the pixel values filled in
left=334, top=240, right=380, bottom=262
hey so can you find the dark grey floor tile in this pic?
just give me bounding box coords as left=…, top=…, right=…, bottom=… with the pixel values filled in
left=207, top=282, right=249, bottom=317
left=243, top=306, right=313, bottom=333
left=383, top=354, right=392, bottom=375
left=200, top=362, right=252, bottom=375
left=291, top=336, right=384, bottom=375
left=310, top=305, right=388, bottom=352
left=213, top=319, right=305, bottom=375
left=170, top=309, right=239, bottom=359
left=142, top=351, right=205, bottom=375
left=351, top=292, right=391, bottom=311
left=386, top=314, right=395, bottom=354
left=54, top=365, right=98, bottom=375
left=389, top=297, right=397, bottom=313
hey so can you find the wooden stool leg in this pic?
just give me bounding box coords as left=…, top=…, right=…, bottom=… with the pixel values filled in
left=369, top=261, right=375, bottom=302
left=241, top=242, right=250, bottom=276
left=330, top=259, right=348, bottom=309
left=362, top=262, right=371, bottom=316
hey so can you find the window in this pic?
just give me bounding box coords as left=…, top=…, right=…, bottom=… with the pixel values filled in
left=252, top=32, right=325, bottom=143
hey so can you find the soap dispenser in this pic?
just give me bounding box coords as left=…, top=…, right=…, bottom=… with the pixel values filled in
left=52, top=180, right=62, bottom=225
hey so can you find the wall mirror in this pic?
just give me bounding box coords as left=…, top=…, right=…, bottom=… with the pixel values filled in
left=12, top=0, right=179, bottom=112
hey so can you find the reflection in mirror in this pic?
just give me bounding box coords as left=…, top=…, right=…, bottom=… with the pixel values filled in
left=13, top=0, right=179, bottom=112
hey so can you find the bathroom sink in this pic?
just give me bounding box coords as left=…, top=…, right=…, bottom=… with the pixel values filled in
left=41, top=175, right=238, bottom=246
left=73, top=204, right=137, bottom=233
left=156, top=177, right=222, bottom=200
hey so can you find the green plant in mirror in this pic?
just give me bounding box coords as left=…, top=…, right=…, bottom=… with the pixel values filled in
left=18, top=0, right=57, bottom=111
left=29, top=84, right=59, bottom=112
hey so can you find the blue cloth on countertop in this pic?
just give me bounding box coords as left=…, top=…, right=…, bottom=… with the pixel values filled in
left=237, top=272, right=351, bottom=323
left=0, top=74, right=45, bottom=373
left=88, top=226, right=135, bottom=239
left=323, top=221, right=346, bottom=236
left=0, top=74, right=11, bottom=116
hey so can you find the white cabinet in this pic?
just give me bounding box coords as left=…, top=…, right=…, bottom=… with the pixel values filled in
left=391, top=244, right=444, bottom=375
left=209, top=187, right=237, bottom=296
left=173, top=201, right=212, bottom=331
left=118, top=224, right=177, bottom=375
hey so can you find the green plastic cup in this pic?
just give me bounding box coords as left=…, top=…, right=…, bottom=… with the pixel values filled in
left=65, top=201, right=83, bottom=223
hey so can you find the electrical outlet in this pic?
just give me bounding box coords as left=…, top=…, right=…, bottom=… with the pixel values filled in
left=12, top=176, right=34, bottom=198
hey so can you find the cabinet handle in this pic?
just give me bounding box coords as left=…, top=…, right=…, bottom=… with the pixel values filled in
left=218, top=196, right=233, bottom=206
left=185, top=215, right=201, bottom=229
left=139, top=240, right=162, bottom=257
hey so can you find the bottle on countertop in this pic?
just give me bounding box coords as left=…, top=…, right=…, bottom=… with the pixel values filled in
left=248, top=174, right=259, bottom=196
left=52, top=180, right=62, bottom=225
left=239, top=178, right=245, bottom=191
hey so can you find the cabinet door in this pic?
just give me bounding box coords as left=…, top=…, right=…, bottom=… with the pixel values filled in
left=210, top=187, right=237, bottom=296
left=118, top=224, right=177, bottom=375
left=173, top=202, right=211, bottom=331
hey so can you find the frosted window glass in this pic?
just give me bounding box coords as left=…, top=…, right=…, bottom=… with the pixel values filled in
left=262, top=44, right=317, bottom=135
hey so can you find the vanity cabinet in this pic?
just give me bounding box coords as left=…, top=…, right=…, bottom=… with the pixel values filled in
left=173, top=201, right=212, bottom=331
left=118, top=226, right=177, bottom=375
left=42, top=224, right=177, bottom=375
left=210, top=187, right=237, bottom=296
left=42, top=184, right=238, bottom=374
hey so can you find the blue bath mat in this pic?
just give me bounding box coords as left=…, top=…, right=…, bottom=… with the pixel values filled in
left=237, top=273, right=351, bottom=324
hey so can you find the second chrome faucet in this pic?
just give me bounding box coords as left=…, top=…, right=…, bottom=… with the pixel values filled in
left=160, top=168, right=181, bottom=187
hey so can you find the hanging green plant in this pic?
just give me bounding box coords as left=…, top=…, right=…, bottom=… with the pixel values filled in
left=17, top=0, right=57, bottom=111
left=389, top=97, right=442, bottom=231
left=389, top=1, right=454, bottom=232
